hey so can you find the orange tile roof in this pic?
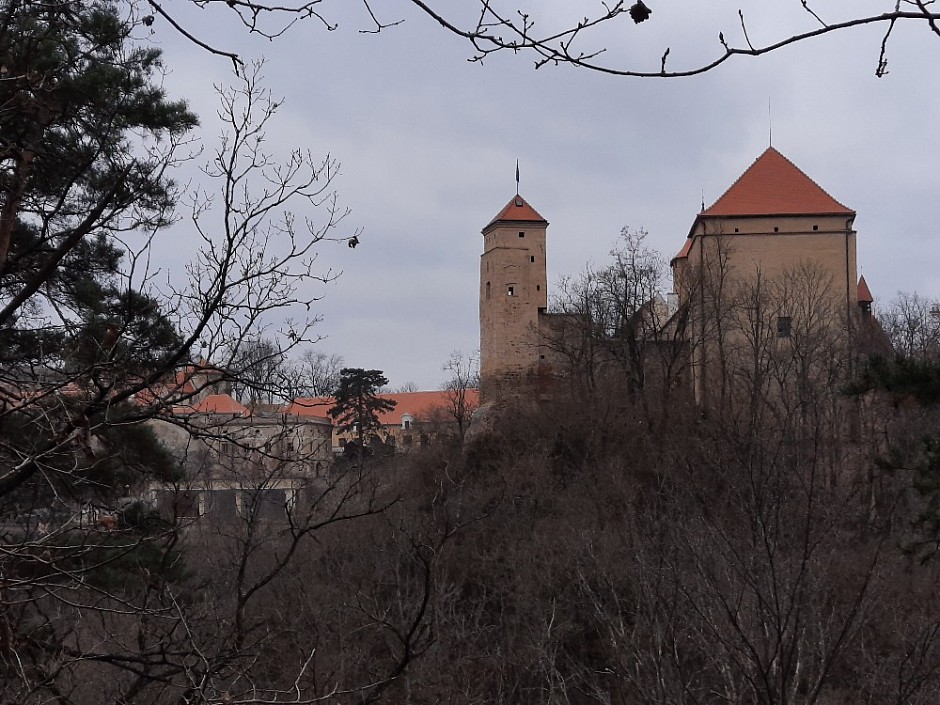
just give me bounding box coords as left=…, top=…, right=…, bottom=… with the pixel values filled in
left=289, top=390, right=480, bottom=426
left=484, top=194, right=547, bottom=231
left=183, top=394, right=250, bottom=417
left=857, top=275, right=874, bottom=304
left=282, top=397, right=334, bottom=420
left=702, top=147, right=854, bottom=217
left=672, top=238, right=692, bottom=262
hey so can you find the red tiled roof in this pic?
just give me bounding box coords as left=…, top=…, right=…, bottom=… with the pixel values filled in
left=282, top=397, right=334, bottom=421
left=672, top=238, right=692, bottom=262
left=290, top=390, right=480, bottom=426
left=702, top=147, right=854, bottom=217
left=182, top=394, right=250, bottom=417
left=484, top=194, right=547, bottom=231
left=857, top=275, right=874, bottom=304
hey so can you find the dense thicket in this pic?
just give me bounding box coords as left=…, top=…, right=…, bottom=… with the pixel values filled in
left=145, top=362, right=940, bottom=705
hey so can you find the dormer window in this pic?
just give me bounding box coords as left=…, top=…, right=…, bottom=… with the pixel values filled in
left=402, top=413, right=413, bottom=430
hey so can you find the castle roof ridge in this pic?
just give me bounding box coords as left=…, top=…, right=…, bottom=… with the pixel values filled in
left=701, top=147, right=854, bottom=218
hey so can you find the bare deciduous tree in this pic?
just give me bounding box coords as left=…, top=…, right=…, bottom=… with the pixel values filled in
left=151, top=2, right=940, bottom=79
left=0, top=9, right=373, bottom=698
left=292, top=348, right=344, bottom=397
left=883, top=290, right=940, bottom=360
left=442, top=349, right=479, bottom=442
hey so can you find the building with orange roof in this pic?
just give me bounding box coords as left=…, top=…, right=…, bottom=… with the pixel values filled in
left=479, top=194, right=551, bottom=400
left=148, top=392, right=332, bottom=518
left=289, top=389, right=479, bottom=452
left=133, top=360, right=232, bottom=409
left=479, top=148, right=889, bottom=411
left=670, top=147, right=883, bottom=406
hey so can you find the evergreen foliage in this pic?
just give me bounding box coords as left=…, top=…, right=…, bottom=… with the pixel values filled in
left=329, top=367, right=396, bottom=447
left=0, top=0, right=196, bottom=381
left=853, top=354, right=940, bottom=406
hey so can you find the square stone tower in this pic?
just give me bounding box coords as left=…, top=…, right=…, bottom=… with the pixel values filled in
left=671, top=147, right=859, bottom=406
left=479, top=195, right=548, bottom=401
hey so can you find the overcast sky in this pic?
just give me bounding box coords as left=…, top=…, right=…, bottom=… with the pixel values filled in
left=147, top=2, right=940, bottom=390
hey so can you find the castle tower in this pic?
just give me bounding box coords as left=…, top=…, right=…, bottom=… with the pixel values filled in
left=671, top=147, right=858, bottom=406
left=479, top=194, right=548, bottom=401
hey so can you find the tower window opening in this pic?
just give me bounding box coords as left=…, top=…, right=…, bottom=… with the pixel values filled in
left=734, top=228, right=739, bottom=233
left=530, top=256, right=535, bottom=263
left=813, top=225, right=819, bottom=231
left=508, top=286, right=515, bottom=296
left=536, top=285, right=541, bottom=291
left=486, top=282, right=491, bottom=299
left=777, top=316, right=792, bottom=338
left=773, top=226, right=779, bottom=232
left=519, top=231, right=525, bottom=238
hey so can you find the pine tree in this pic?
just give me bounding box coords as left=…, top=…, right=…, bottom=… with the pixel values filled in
left=0, top=1, right=198, bottom=496
left=330, top=367, right=397, bottom=455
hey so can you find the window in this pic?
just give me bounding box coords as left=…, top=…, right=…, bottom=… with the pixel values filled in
left=536, top=285, right=540, bottom=291
left=486, top=281, right=491, bottom=299
left=519, top=231, right=525, bottom=238
left=530, top=256, right=535, bottom=263
left=508, top=286, right=515, bottom=296
left=777, top=316, right=792, bottom=338
left=773, top=226, right=779, bottom=232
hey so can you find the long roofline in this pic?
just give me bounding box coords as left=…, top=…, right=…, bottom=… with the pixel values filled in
left=701, top=147, right=855, bottom=218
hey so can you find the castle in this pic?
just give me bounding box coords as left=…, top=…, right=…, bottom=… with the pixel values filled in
left=479, top=147, right=888, bottom=404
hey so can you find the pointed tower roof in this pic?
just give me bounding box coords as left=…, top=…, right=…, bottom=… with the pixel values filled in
left=702, top=147, right=854, bottom=217
left=857, top=275, right=874, bottom=304
left=483, top=194, right=547, bottom=232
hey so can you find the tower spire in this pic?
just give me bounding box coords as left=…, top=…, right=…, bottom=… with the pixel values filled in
left=515, top=159, right=520, bottom=195
left=768, top=97, right=773, bottom=147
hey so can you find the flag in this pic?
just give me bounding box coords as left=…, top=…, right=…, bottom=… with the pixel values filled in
left=515, top=160, right=520, bottom=193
